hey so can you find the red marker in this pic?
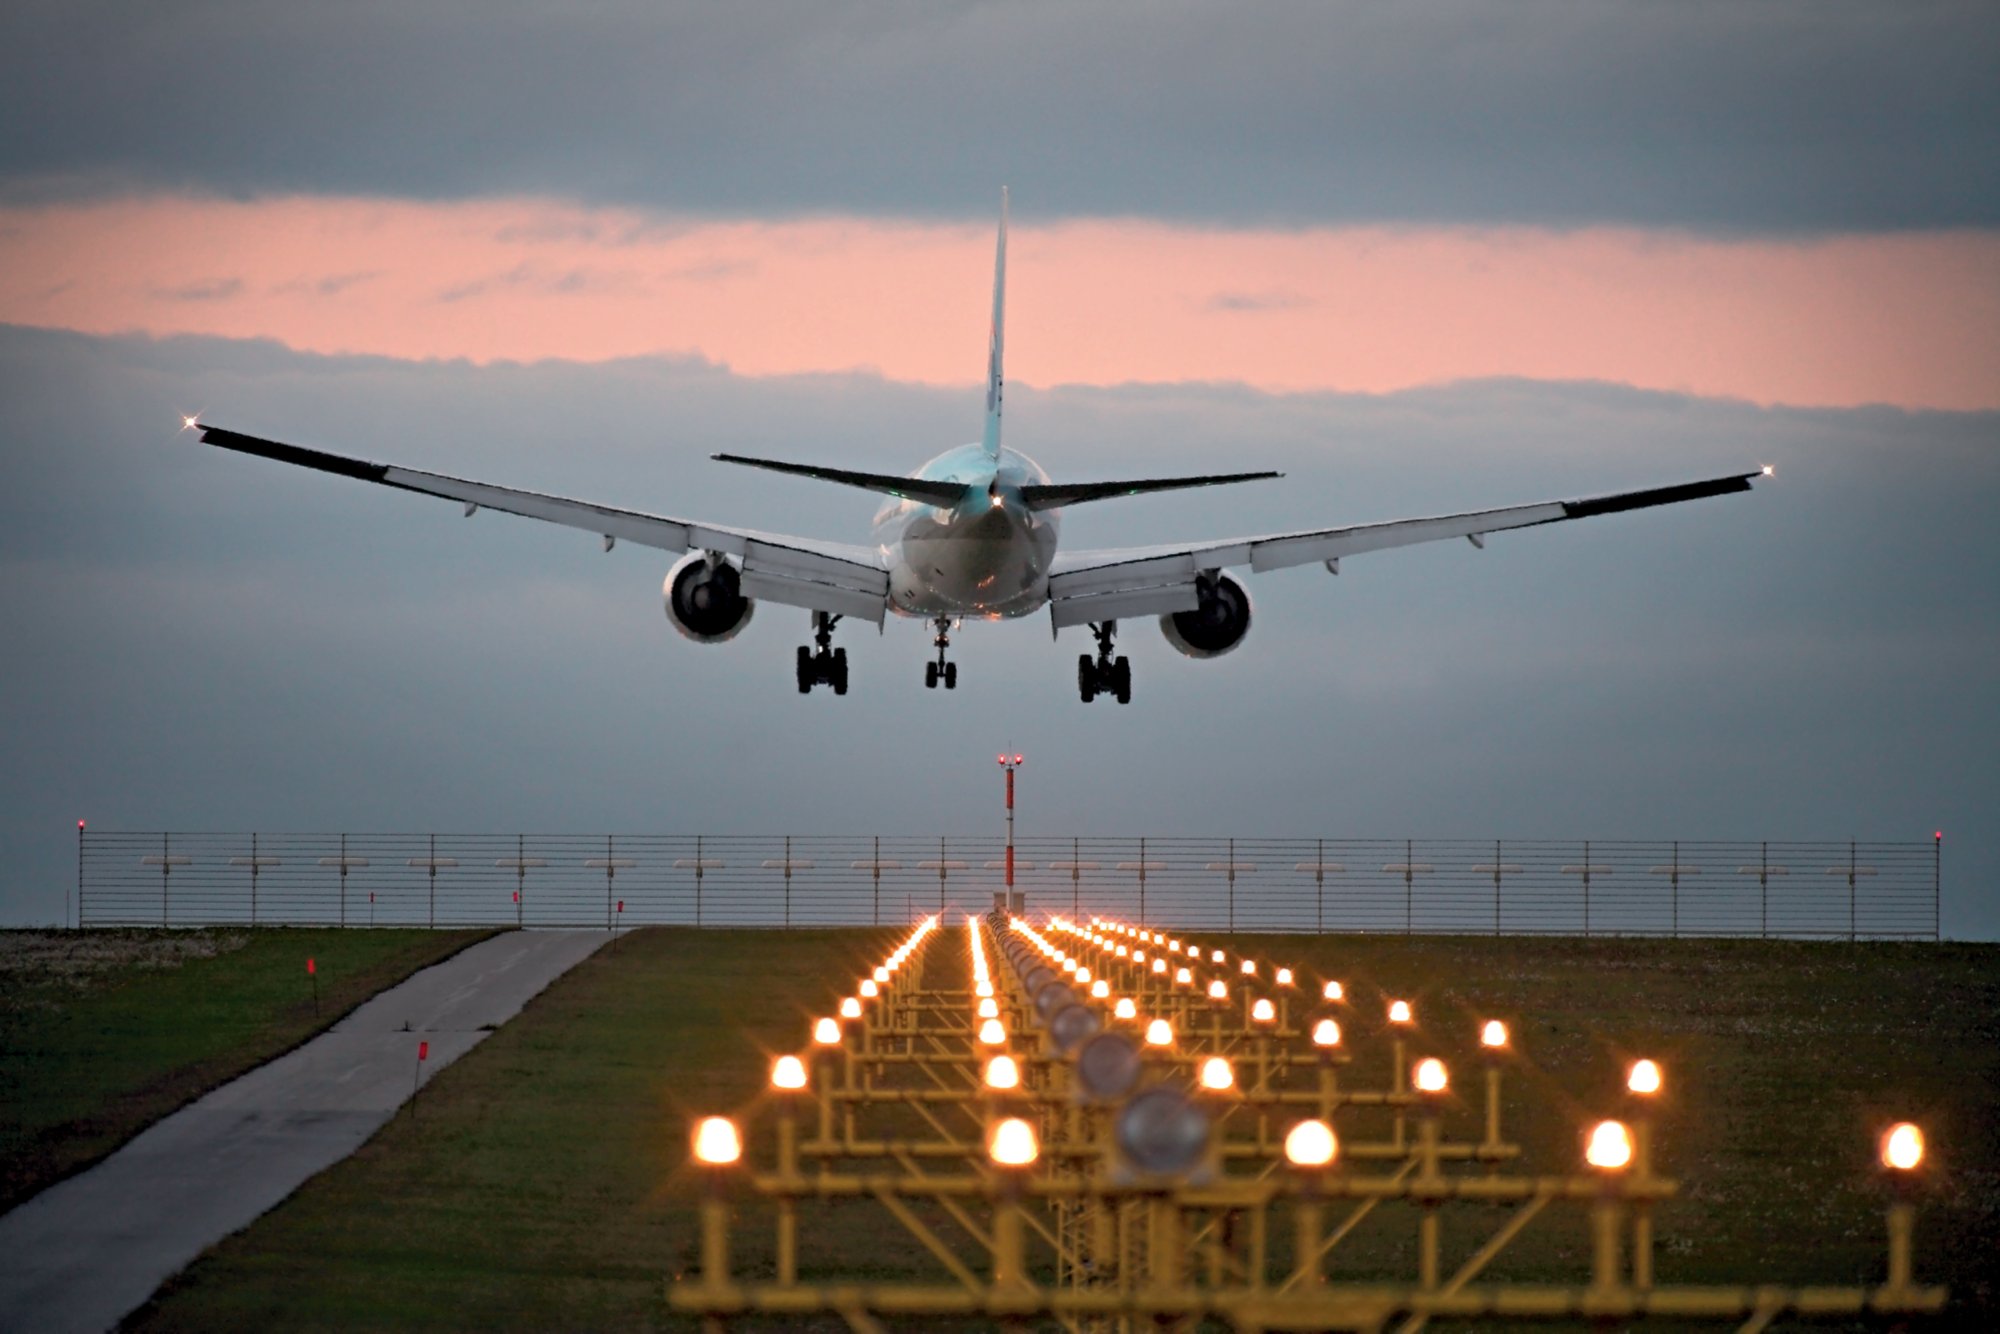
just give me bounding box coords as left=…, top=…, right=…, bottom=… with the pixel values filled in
left=306, top=957, right=315, bottom=975
left=617, top=900, right=624, bottom=914
left=418, top=1040, right=429, bottom=1061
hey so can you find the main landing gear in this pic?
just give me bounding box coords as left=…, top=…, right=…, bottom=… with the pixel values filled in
left=1078, top=621, right=1131, bottom=704
left=796, top=611, right=848, bottom=694
left=925, top=614, right=959, bottom=690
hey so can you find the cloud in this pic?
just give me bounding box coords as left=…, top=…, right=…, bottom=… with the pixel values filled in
left=1204, top=291, right=1309, bottom=313
left=1, top=5, right=1995, bottom=232
left=150, top=276, right=243, bottom=302
left=2, top=197, right=1996, bottom=410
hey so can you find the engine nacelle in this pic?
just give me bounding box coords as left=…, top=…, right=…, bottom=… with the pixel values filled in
left=664, top=551, right=755, bottom=644
left=1159, top=572, right=1253, bottom=659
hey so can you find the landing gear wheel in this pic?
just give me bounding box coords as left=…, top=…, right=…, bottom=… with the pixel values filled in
left=832, top=647, right=848, bottom=695
left=797, top=612, right=849, bottom=695
left=1113, top=655, right=1132, bottom=705
left=925, top=661, right=939, bottom=690
left=796, top=645, right=813, bottom=694
left=1077, top=654, right=1097, bottom=703
left=943, top=662, right=957, bottom=690
left=1080, top=622, right=1130, bottom=703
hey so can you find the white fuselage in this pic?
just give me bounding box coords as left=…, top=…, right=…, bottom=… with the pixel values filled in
left=877, top=443, right=1061, bottom=619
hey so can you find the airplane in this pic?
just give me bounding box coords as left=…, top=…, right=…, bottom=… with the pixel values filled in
left=188, top=190, right=1766, bottom=704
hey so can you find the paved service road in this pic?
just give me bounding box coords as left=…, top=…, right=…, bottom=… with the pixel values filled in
left=0, top=930, right=608, bottom=1334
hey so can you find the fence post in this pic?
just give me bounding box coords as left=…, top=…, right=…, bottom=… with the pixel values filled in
left=872, top=835, right=881, bottom=926
left=1493, top=839, right=1502, bottom=936
left=1404, top=838, right=1413, bottom=935
left=1934, top=831, right=1942, bottom=941
left=1849, top=839, right=1857, bottom=942
left=1760, top=841, right=1768, bottom=938
left=163, top=831, right=171, bottom=927
left=1317, top=838, right=1325, bottom=935
left=1670, top=840, right=1679, bottom=939
left=939, top=836, right=948, bottom=914
left=1072, top=837, right=1080, bottom=919
left=74, top=820, right=84, bottom=930
left=1582, top=839, right=1591, bottom=937
left=1227, top=837, right=1236, bottom=935
left=784, top=834, right=792, bottom=929
left=695, top=834, right=704, bottom=926
left=1139, top=836, right=1147, bottom=927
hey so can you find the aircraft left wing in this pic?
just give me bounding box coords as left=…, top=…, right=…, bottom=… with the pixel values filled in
left=1045, top=469, right=1765, bottom=630
left=194, top=424, right=891, bottom=624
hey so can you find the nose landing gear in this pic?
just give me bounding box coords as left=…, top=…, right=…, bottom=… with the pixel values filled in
left=925, top=615, right=959, bottom=690
left=1077, top=621, right=1131, bottom=704
left=796, top=611, right=849, bottom=694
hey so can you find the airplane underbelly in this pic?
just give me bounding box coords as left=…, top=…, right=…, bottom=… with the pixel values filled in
left=891, top=532, right=1048, bottom=619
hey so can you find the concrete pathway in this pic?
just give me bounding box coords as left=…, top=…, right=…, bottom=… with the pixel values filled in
left=0, top=930, right=608, bottom=1334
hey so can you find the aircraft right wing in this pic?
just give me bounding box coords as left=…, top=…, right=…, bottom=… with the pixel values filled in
left=1045, top=469, right=1766, bottom=629
left=194, top=424, right=891, bottom=623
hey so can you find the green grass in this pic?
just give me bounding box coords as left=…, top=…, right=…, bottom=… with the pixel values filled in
left=0, top=926, right=497, bottom=1212
left=126, top=930, right=1997, bottom=1331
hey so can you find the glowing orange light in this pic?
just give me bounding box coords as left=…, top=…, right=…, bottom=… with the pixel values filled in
left=1481, top=1020, right=1510, bottom=1049
left=1312, top=1018, right=1341, bottom=1047
left=1389, top=1000, right=1413, bottom=1025
left=978, top=1019, right=1007, bottom=1045
left=989, top=1117, right=1039, bottom=1166
left=1207, top=979, right=1228, bottom=1001
left=1881, top=1122, right=1925, bottom=1171
left=1199, top=1056, right=1236, bottom=1092
left=839, top=997, right=862, bottom=1020
left=1251, top=998, right=1276, bottom=1023
left=771, top=1055, right=808, bottom=1090
left=1323, top=980, right=1344, bottom=1001
left=1145, top=1018, right=1173, bottom=1046
left=1285, top=1119, right=1338, bottom=1168
left=977, top=997, right=999, bottom=1019
left=692, top=1116, right=742, bottom=1165
left=1414, top=1057, right=1449, bottom=1094
left=1114, top=997, right=1137, bottom=1020
left=1586, top=1120, right=1634, bottom=1170
left=1275, top=968, right=1294, bottom=986
left=984, top=1055, right=1021, bottom=1090
left=1240, top=959, right=1256, bottom=975
left=1627, top=1059, right=1663, bottom=1096
left=813, top=1017, right=841, bottom=1045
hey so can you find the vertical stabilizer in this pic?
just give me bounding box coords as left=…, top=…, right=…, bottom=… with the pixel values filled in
left=981, top=188, right=1008, bottom=460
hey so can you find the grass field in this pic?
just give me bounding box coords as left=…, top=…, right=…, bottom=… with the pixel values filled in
left=126, top=929, right=1997, bottom=1331
left=0, top=926, right=496, bottom=1212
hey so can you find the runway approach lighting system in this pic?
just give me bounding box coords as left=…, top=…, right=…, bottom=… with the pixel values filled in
left=672, top=908, right=1949, bottom=1329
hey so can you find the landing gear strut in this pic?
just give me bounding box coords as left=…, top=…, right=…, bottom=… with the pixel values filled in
left=796, top=611, right=848, bottom=695
left=1077, top=621, right=1131, bottom=704
left=925, top=615, right=959, bottom=690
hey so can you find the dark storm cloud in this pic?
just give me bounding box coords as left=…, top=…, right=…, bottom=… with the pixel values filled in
left=2, top=324, right=1995, bottom=936
left=2, top=3, right=1996, bottom=231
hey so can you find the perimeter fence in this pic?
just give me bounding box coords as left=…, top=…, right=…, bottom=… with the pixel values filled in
left=76, top=832, right=1940, bottom=939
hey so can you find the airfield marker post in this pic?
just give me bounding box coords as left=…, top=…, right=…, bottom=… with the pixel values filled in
left=74, top=819, right=83, bottom=930
left=308, top=956, right=318, bottom=1019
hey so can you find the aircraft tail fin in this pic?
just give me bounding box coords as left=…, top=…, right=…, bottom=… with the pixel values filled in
left=981, top=188, right=1008, bottom=461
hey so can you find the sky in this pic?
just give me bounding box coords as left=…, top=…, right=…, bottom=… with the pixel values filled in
left=2, top=3, right=1995, bottom=934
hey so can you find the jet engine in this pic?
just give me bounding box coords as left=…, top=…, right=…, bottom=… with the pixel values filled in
left=663, top=551, right=755, bottom=644
left=1159, top=572, right=1252, bottom=659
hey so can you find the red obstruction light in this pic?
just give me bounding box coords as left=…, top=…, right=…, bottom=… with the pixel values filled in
left=1014, top=753, right=1023, bottom=764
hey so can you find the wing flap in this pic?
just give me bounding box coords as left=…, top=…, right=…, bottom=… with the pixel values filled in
left=1049, top=583, right=1200, bottom=630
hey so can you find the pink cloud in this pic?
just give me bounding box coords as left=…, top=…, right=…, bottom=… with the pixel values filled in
left=1, top=195, right=1994, bottom=411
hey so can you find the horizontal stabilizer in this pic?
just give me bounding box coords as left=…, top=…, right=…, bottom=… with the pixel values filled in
left=1019, top=470, right=1282, bottom=512
left=713, top=453, right=970, bottom=507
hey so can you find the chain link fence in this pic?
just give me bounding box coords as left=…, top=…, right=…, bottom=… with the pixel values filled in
left=75, top=831, right=1940, bottom=939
